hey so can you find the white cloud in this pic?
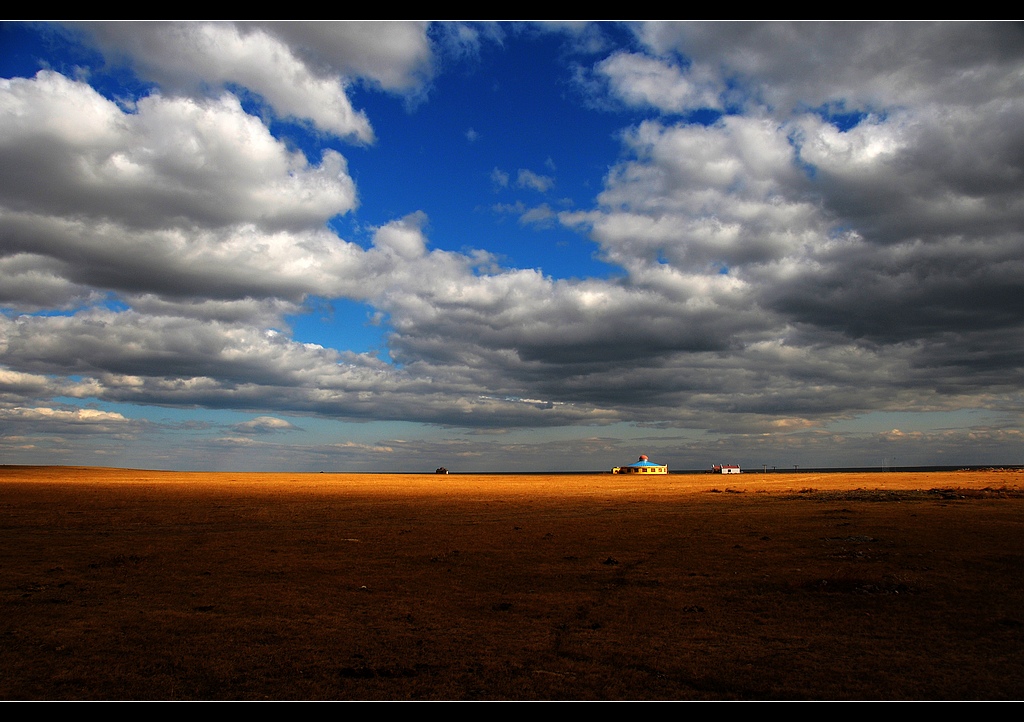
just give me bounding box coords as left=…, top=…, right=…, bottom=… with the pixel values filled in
left=232, top=416, right=300, bottom=434
left=0, top=405, right=141, bottom=438
left=573, top=117, right=816, bottom=274
left=0, top=71, right=365, bottom=312
left=516, top=169, right=555, bottom=193
left=518, top=204, right=555, bottom=227
left=490, top=167, right=510, bottom=189
left=598, top=51, right=721, bottom=113
left=80, top=22, right=380, bottom=142
left=8, top=406, right=127, bottom=423
left=0, top=72, right=357, bottom=231
left=255, top=21, right=433, bottom=93
left=369, top=211, right=429, bottom=260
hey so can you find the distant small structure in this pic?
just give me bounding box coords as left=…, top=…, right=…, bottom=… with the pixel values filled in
left=435, top=467, right=449, bottom=474
left=612, top=455, right=668, bottom=475
left=712, top=464, right=741, bottom=474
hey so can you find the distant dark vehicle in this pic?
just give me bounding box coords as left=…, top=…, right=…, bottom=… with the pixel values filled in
left=435, top=467, right=449, bottom=474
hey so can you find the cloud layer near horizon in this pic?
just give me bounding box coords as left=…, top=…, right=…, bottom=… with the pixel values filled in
left=1, top=22, right=1022, bottom=469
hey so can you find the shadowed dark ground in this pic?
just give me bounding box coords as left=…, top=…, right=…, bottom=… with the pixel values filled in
left=2, top=467, right=1023, bottom=699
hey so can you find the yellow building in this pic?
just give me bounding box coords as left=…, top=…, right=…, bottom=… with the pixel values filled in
left=611, top=455, right=668, bottom=474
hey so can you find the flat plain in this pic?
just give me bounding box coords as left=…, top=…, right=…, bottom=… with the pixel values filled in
left=2, top=465, right=1023, bottom=700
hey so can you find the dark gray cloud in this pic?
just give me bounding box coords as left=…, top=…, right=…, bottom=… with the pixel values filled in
left=634, top=22, right=1024, bottom=114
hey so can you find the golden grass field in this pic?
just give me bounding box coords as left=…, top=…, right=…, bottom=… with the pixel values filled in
left=2, top=466, right=1023, bottom=700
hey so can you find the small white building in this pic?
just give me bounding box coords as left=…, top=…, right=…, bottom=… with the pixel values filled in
left=612, top=455, right=668, bottom=475
left=712, top=464, right=741, bottom=474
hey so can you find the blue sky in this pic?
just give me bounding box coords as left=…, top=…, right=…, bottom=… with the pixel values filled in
left=1, top=22, right=1023, bottom=471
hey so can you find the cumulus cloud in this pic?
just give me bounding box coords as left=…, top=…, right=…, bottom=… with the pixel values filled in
left=76, top=22, right=441, bottom=141
left=0, top=71, right=364, bottom=314
left=78, top=22, right=431, bottom=142
left=631, top=22, right=1024, bottom=116
left=0, top=72, right=357, bottom=230
left=597, top=51, right=721, bottom=113
left=3, top=23, right=1024, bottom=468
left=254, top=21, right=433, bottom=93
left=550, top=26, right=1022, bottom=441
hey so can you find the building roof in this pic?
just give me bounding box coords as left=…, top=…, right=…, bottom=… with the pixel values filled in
left=622, top=455, right=666, bottom=468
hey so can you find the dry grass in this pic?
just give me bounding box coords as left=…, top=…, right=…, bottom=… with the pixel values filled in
left=2, top=466, right=1023, bottom=700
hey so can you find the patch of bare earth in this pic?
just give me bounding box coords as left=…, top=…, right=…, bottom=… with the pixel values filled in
left=1, top=467, right=1022, bottom=699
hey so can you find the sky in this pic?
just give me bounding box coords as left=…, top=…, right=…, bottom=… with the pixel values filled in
left=1, top=21, right=1023, bottom=472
